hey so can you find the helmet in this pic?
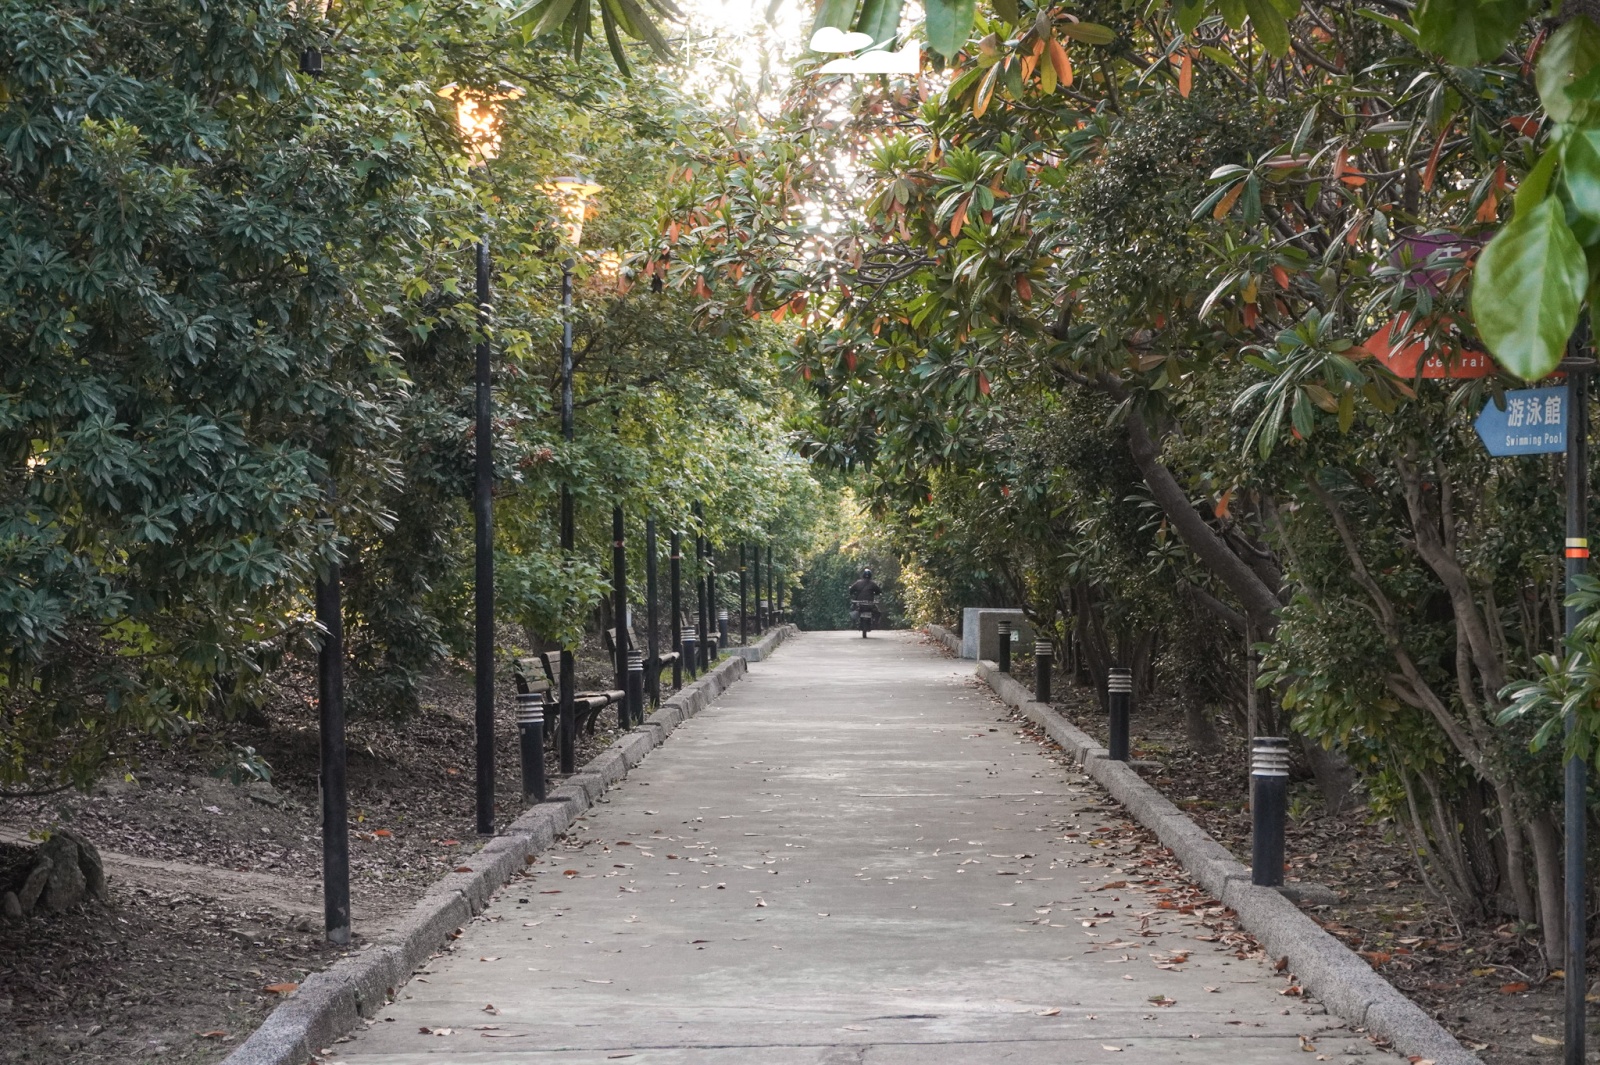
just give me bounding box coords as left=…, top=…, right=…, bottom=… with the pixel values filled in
left=862, top=568, right=873, bottom=578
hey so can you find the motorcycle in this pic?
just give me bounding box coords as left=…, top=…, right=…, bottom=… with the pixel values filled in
left=850, top=599, right=878, bottom=638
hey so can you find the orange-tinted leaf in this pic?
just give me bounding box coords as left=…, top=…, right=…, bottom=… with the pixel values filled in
left=1214, top=489, right=1233, bottom=519
left=198, top=1030, right=228, bottom=1038
left=951, top=196, right=970, bottom=238
left=977, top=370, right=991, bottom=395
left=1213, top=182, right=1245, bottom=220
left=1500, top=981, right=1530, bottom=994
left=1177, top=52, right=1193, bottom=97
left=453, top=865, right=473, bottom=873
left=973, top=65, right=999, bottom=118
left=373, top=829, right=392, bottom=838
left=263, top=983, right=299, bottom=994
left=1016, top=274, right=1033, bottom=301
left=1047, top=36, right=1073, bottom=87
left=1271, top=265, right=1290, bottom=289
left=1242, top=303, right=1259, bottom=328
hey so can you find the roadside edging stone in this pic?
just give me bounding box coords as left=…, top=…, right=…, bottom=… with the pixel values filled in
left=928, top=624, right=1479, bottom=1065
left=222, top=625, right=798, bottom=1065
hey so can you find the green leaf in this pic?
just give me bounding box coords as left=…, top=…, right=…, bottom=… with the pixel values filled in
left=925, top=0, right=977, bottom=57
left=1472, top=197, right=1588, bottom=382
left=855, top=0, right=904, bottom=44
left=812, top=0, right=860, bottom=35
left=1538, top=16, right=1600, bottom=125
left=1057, top=22, right=1116, bottom=45
left=1415, top=0, right=1533, bottom=68
left=1218, top=0, right=1248, bottom=30
left=992, top=0, right=1021, bottom=23
left=1514, top=147, right=1560, bottom=217
left=1242, top=0, right=1290, bottom=57
left=1176, top=0, right=1206, bottom=35
left=1353, top=7, right=1421, bottom=47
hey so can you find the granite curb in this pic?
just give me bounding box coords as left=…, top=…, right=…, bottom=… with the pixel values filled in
left=223, top=626, right=798, bottom=1065
left=925, top=623, right=1477, bottom=1065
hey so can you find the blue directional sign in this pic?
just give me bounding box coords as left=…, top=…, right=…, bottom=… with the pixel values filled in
left=1475, top=387, right=1568, bottom=456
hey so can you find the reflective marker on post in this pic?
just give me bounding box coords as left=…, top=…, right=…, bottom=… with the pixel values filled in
left=517, top=691, right=546, bottom=803
left=996, top=620, right=1012, bottom=673
left=626, top=651, right=644, bottom=728
left=1107, top=667, right=1132, bottom=762
left=1034, top=640, right=1052, bottom=703
left=1251, top=737, right=1290, bottom=887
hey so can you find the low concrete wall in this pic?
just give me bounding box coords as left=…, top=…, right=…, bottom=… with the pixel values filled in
left=225, top=625, right=797, bottom=1065
left=730, top=623, right=801, bottom=663
left=924, top=624, right=1476, bottom=1065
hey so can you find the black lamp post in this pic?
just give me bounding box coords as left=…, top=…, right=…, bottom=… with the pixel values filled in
left=440, top=81, right=524, bottom=836
left=543, top=176, right=601, bottom=775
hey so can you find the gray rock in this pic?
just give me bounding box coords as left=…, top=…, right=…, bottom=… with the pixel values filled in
left=39, top=834, right=88, bottom=912
left=16, top=857, right=52, bottom=913
left=2, top=891, right=20, bottom=920
left=56, top=829, right=106, bottom=900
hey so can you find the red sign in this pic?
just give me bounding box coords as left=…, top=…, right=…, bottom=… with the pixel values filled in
left=1359, top=317, right=1492, bottom=379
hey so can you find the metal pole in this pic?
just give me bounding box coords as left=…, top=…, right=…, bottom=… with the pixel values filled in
left=707, top=546, right=719, bottom=662
left=517, top=692, right=546, bottom=803
left=473, top=234, right=495, bottom=836
left=1565, top=358, right=1590, bottom=1065
left=557, top=261, right=576, bottom=776
left=613, top=505, right=628, bottom=697
left=776, top=572, right=784, bottom=623
left=646, top=519, right=660, bottom=708
left=752, top=547, right=762, bottom=631
left=316, top=567, right=350, bottom=945
left=766, top=545, right=774, bottom=628
left=997, top=619, right=1012, bottom=673
left=1108, top=667, right=1132, bottom=762
left=1250, top=737, right=1289, bottom=887
left=740, top=546, right=748, bottom=645
left=670, top=532, right=684, bottom=691
left=695, top=505, right=710, bottom=671
left=627, top=650, right=645, bottom=728
left=1034, top=640, right=1052, bottom=703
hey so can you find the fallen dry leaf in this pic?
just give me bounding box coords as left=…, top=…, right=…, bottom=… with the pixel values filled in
left=479, top=956, right=500, bottom=962
left=583, top=979, right=613, bottom=984
left=1532, top=1034, right=1561, bottom=1046
left=262, top=983, right=298, bottom=995
left=1037, top=1007, right=1061, bottom=1016
left=1102, top=1046, right=1122, bottom=1052
left=1499, top=982, right=1529, bottom=994
left=454, top=866, right=474, bottom=873
left=482, top=1004, right=500, bottom=1014
left=1097, top=881, right=1128, bottom=890
left=198, top=1030, right=228, bottom=1039
left=373, top=829, right=392, bottom=837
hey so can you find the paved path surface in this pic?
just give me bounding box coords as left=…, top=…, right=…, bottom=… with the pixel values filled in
left=338, top=630, right=1395, bottom=1064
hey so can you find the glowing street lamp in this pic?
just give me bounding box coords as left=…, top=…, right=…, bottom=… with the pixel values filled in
left=439, top=82, right=525, bottom=164
left=540, top=176, right=603, bottom=775
left=543, top=176, right=603, bottom=248
left=440, top=79, right=524, bottom=836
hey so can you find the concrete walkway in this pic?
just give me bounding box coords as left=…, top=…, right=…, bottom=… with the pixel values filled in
left=338, top=631, right=1395, bottom=1064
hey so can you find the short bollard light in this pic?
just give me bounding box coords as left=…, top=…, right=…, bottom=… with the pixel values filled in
left=1034, top=640, right=1053, bottom=703
left=626, top=650, right=645, bottom=728
left=717, top=609, right=730, bottom=649
left=517, top=691, right=546, bottom=803
left=681, top=627, right=699, bottom=680
left=996, top=620, right=1012, bottom=673
left=1251, top=737, right=1291, bottom=887
left=1107, top=667, right=1132, bottom=762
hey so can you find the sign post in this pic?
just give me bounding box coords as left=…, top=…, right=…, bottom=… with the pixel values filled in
left=1476, top=370, right=1589, bottom=1065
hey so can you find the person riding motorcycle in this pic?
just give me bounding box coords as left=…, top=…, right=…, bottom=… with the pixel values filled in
left=848, top=569, right=881, bottom=635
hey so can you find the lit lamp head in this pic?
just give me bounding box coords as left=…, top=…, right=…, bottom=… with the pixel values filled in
left=542, top=176, right=603, bottom=250
left=438, top=82, right=525, bottom=164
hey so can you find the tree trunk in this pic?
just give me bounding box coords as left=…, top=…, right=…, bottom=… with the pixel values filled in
left=1529, top=813, right=1567, bottom=969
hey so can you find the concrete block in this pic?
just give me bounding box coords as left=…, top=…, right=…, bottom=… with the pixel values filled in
left=960, top=608, right=1029, bottom=659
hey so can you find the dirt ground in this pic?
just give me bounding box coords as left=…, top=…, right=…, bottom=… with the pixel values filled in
left=971, top=639, right=1575, bottom=1065
left=0, top=633, right=704, bottom=1065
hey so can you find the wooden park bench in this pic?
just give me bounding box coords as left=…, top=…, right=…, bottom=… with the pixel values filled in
left=511, top=649, right=623, bottom=742
left=602, top=617, right=681, bottom=699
